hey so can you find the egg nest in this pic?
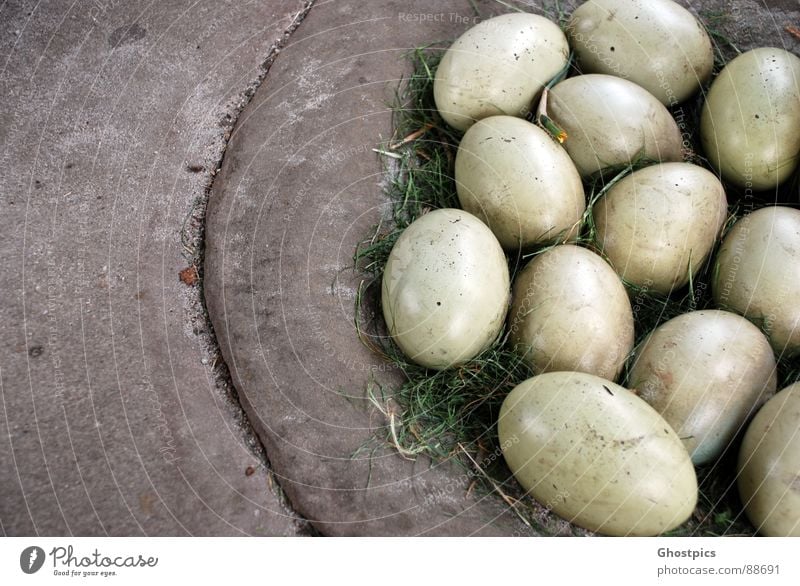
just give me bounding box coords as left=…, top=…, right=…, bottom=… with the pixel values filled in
left=354, top=16, right=800, bottom=537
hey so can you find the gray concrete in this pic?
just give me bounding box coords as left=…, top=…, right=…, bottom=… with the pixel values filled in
left=0, top=0, right=310, bottom=536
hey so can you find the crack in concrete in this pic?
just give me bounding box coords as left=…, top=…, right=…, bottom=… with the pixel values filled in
left=180, top=0, right=317, bottom=536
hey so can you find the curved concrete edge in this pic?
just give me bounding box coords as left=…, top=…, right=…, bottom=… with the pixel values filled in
left=1, top=0, right=310, bottom=535
left=204, top=0, right=532, bottom=536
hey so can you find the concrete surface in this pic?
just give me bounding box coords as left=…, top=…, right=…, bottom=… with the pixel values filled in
left=2, top=0, right=798, bottom=538
left=0, top=0, right=311, bottom=536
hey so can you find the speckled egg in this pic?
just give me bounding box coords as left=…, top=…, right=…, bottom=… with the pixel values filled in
left=628, top=310, right=777, bottom=465
left=508, top=245, right=633, bottom=380
left=593, top=162, right=728, bottom=294
left=499, top=371, right=698, bottom=536
left=434, top=13, right=569, bottom=131
left=455, top=116, right=585, bottom=250
left=738, top=382, right=800, bottom=536
left=547, top=74, right=683, bottom=177
left=381, top=208, right=510, bottom=369
left=567, top=0, right=713, bottom=105
left=701, top=47, right=800, bottom=190
left=713, top=206, right=800, bottom=357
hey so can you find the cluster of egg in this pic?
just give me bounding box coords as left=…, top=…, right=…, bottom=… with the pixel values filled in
left=380, top=0, right=800, bottom=536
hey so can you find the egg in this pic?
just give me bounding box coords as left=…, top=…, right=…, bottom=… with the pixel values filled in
left=713, top=206, right=800, bottom=357
left=433, top=13, right=569, bottom=132
left=547, top=74, right=683, bottom=177
left=567, top=0, right=713, bottom=105
left=499, top=371, right=697, bottom=536
left=455, top=116, right=585, bottom=250
left=593, top=162, right=728, bottom=294
left=628, top=310, right=777, bottom=465
left=508, top=245, right=633, bottom=380
left=738, top=382, right=800, bottom=536
left=381, top=209, right=509, bottom=369
left=701, top=47, right=800, bottom=190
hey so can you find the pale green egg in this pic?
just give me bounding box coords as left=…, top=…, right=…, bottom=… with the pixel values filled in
left=593, top=162, right=728, bottom=295
left=455, top=116, right=584, bottom=250
left=508, top=245, right=633, bottom=381
left=738, top=383, right=800, bottom=537
left=628, top=310, right=777, bottom=465
left=434, top=13, right=569, bottom=132
left=701, top=47, right=800, bottom=190
left=567, top=0, right=713, bottom=105
left=499, top=371, right=697, bottom=536
left=381, top=209, right=510, bottom=369
left=713, top=206, right=800, bottom=357
left=547, top=74, right=683, bottom=178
